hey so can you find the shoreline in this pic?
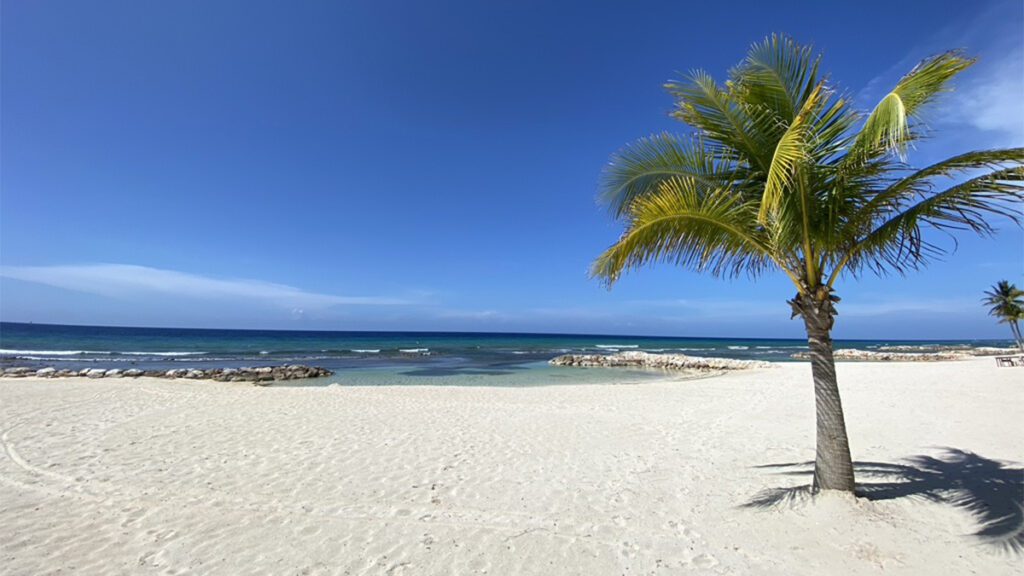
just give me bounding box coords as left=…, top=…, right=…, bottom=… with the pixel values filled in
left=3, top=322, right=1016, bottom=372
left=1, top=357, right=1020, bottom=574
left=3, top=344, right=1018, bottom=383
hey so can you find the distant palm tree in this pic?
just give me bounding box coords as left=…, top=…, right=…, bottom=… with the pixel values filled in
left=983, top=280, right=1024, bottom=351
left=592, top=35, right=1024, bottom=493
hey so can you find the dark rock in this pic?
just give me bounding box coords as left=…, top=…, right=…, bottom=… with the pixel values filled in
left=1, top=364, right=333, bottom=384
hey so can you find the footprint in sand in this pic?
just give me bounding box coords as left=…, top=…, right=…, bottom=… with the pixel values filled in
left=665, top=519, right=696, bottom=539
left=689, top=552, right=718, bottom=569
left=619, top=540, right=640, bottom=559
left=297, top=524, right=320, bottom=536
left=119, top=507, right=148, bottom=528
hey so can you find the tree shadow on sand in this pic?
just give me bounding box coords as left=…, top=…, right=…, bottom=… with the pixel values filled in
left=743, top=448, right=1024, bottom=553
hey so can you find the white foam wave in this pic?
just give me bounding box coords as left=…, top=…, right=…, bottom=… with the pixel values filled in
left=399, top=348, right=429, bottom=353
left=0, top=349, right=204, bottom=357
left=12, top=356, right=155, bottom=363
left=595, top=344, right=639, bottom=349
left=120, top=351, right=205, bottom=356
left=351, top=349, right=380, bottom=354
left=1, top=349, right=88, bottom=356
left=727, top=346, right=749, bottom=350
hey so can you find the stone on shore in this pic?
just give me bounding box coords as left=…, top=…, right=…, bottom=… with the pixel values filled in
left=0, top=364, right=332, bottom=384
left=966, top=346, right=1021, bottom=356
left=549, top=351, right=771, bottom=372
left=790, top=349, right=965, bottom=362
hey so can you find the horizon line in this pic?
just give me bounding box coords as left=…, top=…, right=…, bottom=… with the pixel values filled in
left=0, top=320, right=1012, bottom=344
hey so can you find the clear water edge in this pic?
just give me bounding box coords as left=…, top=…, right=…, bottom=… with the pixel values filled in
left=1, top=322, right=1011, bottom=387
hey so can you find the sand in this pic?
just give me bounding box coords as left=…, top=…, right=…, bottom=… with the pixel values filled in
left=0, top=358, right=1020, bottom=575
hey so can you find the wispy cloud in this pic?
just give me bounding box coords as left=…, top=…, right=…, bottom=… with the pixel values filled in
left=623, top=297, right=780, bottom=317
left=433, top=308, right=509, bottom=321
left=858, top=2, right=1024, bottom=145
left=625, top=295, right=982, bottom=319
left=944, top=42, right=1024, bottom=143
left=0, top=264, right=412, bottom=309
left=839, top=297, right=978, bottom=317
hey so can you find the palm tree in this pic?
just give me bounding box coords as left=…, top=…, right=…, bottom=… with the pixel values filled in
left=591, top=35, right=1024, bottom=493
left=982, top=280, right=1024, bottom=351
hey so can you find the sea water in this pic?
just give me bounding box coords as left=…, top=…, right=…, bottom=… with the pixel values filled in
left=0, top=322, right=1010, bottom=386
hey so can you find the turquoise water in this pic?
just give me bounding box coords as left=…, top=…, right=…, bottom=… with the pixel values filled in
left=0, top=322, right=1011, bottom=386
left=289, top=361, right=679, bottom=387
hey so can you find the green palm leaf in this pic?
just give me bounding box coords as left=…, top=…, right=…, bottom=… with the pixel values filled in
left=982, top=280, right=1024, bottom=324
left=592, top=177, right=772, bottom=284
left=733, top=33, right=821, bottom=123
left=851, top=51, right=975, bottom=160
left=760, top=82, right=825, bottom=221
left=599, top=133, right=740, bottom=217
left=666, top=71, right=770, bottom=170
left=839, top=167, right=1024, bottom=277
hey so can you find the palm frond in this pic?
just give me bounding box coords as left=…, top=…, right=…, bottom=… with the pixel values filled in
left=881, top=148, right=1024, bottom=201
left=591, top=177, right=773, bottom=286
left=850, top=51, right=975, bottom=160
left=667, top=71, right=770, bottom=170
left=836, top=148, right=1024, bottom=249
left=594, top=37, right=1020, bottom=300
left=599, top=133, right=740, bottom=218
left=982, top=280, right=1024, bottom=323
left=733, top=33, right=821, bottom=123
left=839, top=167, right=1024, bottom=276
left=760, top=83, right=824, bottom=221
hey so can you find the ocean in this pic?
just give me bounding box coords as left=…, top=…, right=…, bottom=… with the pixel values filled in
left=0, top=322, right=1010, bottom=386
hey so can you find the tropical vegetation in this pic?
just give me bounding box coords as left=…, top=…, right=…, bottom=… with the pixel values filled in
left=983, top=280, right=1024, bottom=351
left=592, top=35, right=1024, bottom=492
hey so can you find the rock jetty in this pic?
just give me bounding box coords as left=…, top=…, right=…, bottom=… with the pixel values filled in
left=963, top=346, right=1021, bottom=356
left=549, top=351, right=771, bottom=372
left=790, top=349, right=963, bottom=362
left=874, top=345, right=1018, bottom=356
left=0, top=365, right=332, bottom=385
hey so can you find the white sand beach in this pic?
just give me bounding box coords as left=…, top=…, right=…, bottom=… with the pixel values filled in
left=0, top=358, right=1020, bottom=575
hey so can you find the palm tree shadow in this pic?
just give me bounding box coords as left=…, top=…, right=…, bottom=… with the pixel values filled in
left=744, top=448, right=1024, bottom=554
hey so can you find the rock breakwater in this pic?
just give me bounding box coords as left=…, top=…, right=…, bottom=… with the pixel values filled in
left=1, top=365, right=332, bottom=384
left=873, top=345, right=1018, bottom=356
left=790, top=349, right=963, bottom=362
left=549, top=351, right=771, bottom=372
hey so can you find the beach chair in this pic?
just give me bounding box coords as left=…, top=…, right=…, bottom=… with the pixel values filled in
left=995, top=355, right=1021, bottom=367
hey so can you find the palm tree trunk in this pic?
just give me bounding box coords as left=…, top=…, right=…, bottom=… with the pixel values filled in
left=791, top=291, right=856, bottom=493
left=1013, top=321, right=1024, bottom=353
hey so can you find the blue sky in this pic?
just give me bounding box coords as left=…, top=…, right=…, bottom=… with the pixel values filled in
left=1, top=0, right=1022, bottom=339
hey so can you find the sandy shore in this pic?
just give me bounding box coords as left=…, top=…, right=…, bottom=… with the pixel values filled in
left=0, top=358, right=1020, bottom=575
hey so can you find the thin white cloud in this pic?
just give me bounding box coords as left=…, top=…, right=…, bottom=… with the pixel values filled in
left=624, top=295, right=982, bottom=319
left=859, top=2, right=1023, bottom=145
left=839, top=297, right=978, bottom=317
left=945, top=43, right=1024, bottom=143
left=433, top=308, right=509, bottom=321
left=0, top=264, right=412, bottom=309
left=623, top=297, right=780, bottom=316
